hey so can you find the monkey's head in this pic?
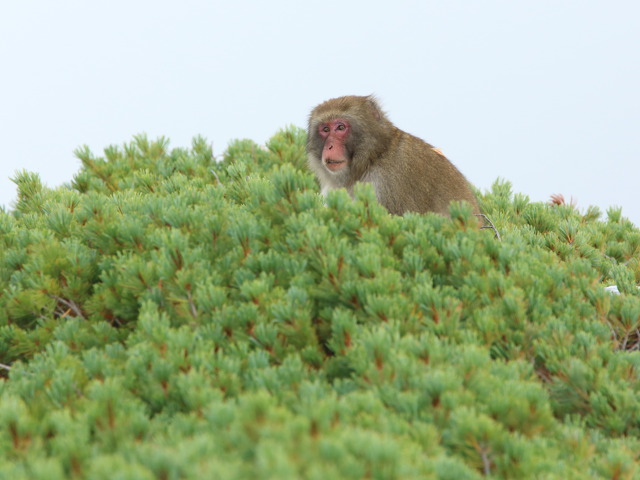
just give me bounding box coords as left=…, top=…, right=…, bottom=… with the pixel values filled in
left=307, top=95, right=393, bottom=186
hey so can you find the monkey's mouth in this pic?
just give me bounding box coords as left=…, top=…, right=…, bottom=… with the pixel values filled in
left=324, top=159, right=346, bottom=172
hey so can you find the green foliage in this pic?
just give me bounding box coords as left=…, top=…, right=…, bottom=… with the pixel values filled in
left=1, top=127, right=639, bottom=478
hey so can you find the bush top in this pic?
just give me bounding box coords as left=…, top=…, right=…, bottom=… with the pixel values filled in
left=1, top=129, right=639, bottom=479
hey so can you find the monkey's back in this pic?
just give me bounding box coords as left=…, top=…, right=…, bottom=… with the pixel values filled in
left=366, top=129, right=479, bottom=216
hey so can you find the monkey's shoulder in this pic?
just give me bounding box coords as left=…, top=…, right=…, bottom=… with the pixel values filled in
left=392, top=131, right=450, bottom=166
left=394, top=130, right=434, bottom=150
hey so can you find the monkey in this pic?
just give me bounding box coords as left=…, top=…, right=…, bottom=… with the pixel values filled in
left=306, top=95, right=479, bottom=216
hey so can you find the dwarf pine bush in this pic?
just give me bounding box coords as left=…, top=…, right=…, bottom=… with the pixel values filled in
left=1, top=127, right=639, bottom=479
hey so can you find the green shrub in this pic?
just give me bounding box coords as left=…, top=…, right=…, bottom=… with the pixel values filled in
left=1, top=127, right=639, bottom=478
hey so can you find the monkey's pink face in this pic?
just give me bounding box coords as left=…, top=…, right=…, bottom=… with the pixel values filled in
left=318, top=119, right=350, bottom=173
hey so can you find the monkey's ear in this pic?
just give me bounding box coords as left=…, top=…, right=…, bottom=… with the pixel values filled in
left=365, top=95, right=384, bottom=120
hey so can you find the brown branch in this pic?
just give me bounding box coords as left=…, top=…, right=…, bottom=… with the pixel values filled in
left=475, top=214, right=502, bottom=241
left=210, top=168, right=222, bottom=185
left=48, top=295, right=86, bottom=320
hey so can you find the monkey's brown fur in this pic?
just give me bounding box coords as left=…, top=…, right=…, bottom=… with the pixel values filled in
left=307, top=95, right=479, bottom=216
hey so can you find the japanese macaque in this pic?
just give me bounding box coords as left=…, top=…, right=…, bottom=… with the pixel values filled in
left=307, top=95, right=479, bottom=216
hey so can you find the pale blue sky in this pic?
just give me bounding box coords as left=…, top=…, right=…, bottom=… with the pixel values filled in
left=1, top=1, right=638, bottom=225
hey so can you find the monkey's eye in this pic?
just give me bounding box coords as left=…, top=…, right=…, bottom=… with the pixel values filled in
left=321, top=125, right=330, bottom=133
left=336, top=124, right=346, bottom=131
